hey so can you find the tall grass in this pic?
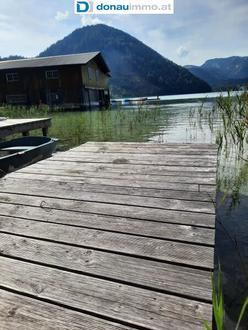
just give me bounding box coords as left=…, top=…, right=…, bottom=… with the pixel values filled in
left=0, top=104, right=164, bottom=150
left=210, top=91, right=248, bottom=153
left=204, top=270, right=248, bottom=330
left=214, top=92, right=248, bottom=203
left=188, top=91, right=248, bottom=201
left=0, top=104, right=50, bottom=118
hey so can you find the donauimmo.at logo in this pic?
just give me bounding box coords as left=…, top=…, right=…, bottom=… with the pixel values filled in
left=76, top=1, right=93, bottom=13
left=74, top=0, right=174, bottom=15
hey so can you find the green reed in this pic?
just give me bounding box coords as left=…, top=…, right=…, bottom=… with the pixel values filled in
left=188, top=92, right=248, bottom=202
left=0, top=104, right=164, bottom=150
left=204, top=270, right=248, bottom=330
left=212, top=91, right=248, bottom=152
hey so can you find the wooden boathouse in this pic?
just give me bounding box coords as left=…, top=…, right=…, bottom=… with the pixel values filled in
left=0, top=52, right=111, bottom=109
left=0, top=142, right=217, bottom=329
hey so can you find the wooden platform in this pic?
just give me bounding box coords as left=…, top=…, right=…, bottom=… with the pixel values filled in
left=0, top=118, right=51, bottom=138
left=0, top=142, right=217, bottom=329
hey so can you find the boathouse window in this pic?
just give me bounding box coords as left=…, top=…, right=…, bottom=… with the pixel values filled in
left=88, top=67, right=95, bottom=80
left=6, top=72, right=19, bottom=82
left=6, top=94, right=27, bottom=104
left=45, top=70, right=59, bottom=80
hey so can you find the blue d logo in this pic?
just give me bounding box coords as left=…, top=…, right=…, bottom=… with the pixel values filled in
left=77, top=1, right=90, bottom=13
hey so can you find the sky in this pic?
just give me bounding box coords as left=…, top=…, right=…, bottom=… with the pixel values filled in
left=0, top=0, right=247, bottom=66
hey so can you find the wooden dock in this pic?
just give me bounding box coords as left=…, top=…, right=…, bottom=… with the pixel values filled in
left=0, top=142, right=217, bottom=330
left=0, top=118, right=51, bottom=138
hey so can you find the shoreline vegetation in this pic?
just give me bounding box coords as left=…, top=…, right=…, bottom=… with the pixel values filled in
left=204, top=270, right=248, bottom=330
left=0, top=104, right=164, bottom=150
left=189, top=91, right=248, bottom=201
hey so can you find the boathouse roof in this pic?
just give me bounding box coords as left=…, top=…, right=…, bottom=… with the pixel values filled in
left=0, top=52, right=110, bottom=73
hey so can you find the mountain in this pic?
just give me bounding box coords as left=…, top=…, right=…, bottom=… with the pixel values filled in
left=39, top=24, right=211, bottom=98
left=184, top=65, right=220, bottom=87
left=185, top=56, right=248, bottom=89
left=0, top=55, right=25, bottom=61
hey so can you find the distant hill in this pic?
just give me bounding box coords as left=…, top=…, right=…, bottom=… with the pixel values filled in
left=0, top=55, right=25, bottom=61
left=39, top=24, right=211, bottom=98
left=185, top=56, right=248, bottom=89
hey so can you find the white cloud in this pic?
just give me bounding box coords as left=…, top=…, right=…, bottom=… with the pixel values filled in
left=81, top=16, right=111, bottom=26
left=55, top=10, right=69, bottom=21
left=177, top=46, right=190, bottom=58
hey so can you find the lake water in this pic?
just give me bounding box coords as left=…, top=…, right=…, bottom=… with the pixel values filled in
left=113, top=90, right=244, bottom=103
left=1, top=91, right=247, bottom=327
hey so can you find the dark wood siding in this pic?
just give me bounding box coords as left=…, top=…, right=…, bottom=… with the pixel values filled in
left=0, top=62, right=110, bottom=108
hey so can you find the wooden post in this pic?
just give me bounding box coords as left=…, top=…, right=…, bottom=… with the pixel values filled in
left=42, top=127, right=48, bottom=136
left=88, top=89, right=91, bottom=111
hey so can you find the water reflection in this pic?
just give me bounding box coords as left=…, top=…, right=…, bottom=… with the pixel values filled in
left=149, top=102, right=216, bottom=144
left=216, top=193, right=248, bottom=329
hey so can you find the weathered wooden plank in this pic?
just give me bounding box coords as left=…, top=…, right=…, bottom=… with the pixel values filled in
left=0, top=217, right=214, bottom=268
left=29, top=159, right=217, bottom=173
left=0, top=233, right=212, bottom=301
left=0, top=193, right=216, bottom=227
left=0, top=177, right=215, bottom=214
left=0, top=289, right=134, bottom=330
left=0, top=176, right=215, bottom=202
left=83, top=141, right=218, bottom=149
left=15, top=167, right=216, bottom=184
left=56, top=149, right=216, bottom=164
left=51, top=153, right=217, bottom=167
left=0, top=257, right=212, bottom=329
left=66, top=149, right=218, bottom=159
left=0, top=205, right=215, bottom=244
left=50, top=160, right=216, bottom=172
left=32, top=158, right=217, bottom=173
left=0, top=118, right=50, bottom=128
left=5, top=172, right=216, bottom=193
left=20, top=162, right=217, bottom=179
left=70, top=145, right=218, bottom=155
left=0, top=118, right=51, bottom=138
